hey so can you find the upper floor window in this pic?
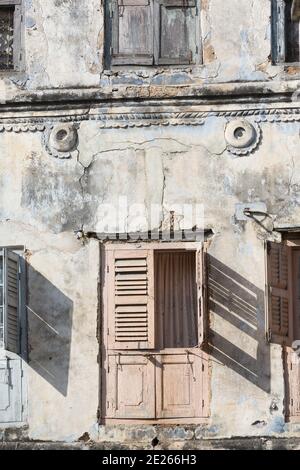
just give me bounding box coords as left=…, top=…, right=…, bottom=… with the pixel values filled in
left=273, top=0, right=300, bottom=63
left=105, top=0, right=202, bottom=68
left=0, top=0, right=23, bottom=71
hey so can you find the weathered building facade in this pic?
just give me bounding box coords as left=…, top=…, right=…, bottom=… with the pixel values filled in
left=1, top=0, right=300, bottom=449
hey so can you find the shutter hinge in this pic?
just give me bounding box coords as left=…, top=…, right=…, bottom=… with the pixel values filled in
left=107, top=328, right=110, bottom=336
left=110, top=47, right=114, bottom=56
left=97, top=406, right=101, bottom=421
left=107, top=265, right=110, bottom=274
left=267, top=329, right=272, bottom=342
left=202, top=363, right=205, bottom=372
left=202, top=399, right=205, bottom=408
left=196, top=45, right=199, bottom=54
left=107, top=363, right=110, bottom=373
left=291, top=398, right=294, bottom=406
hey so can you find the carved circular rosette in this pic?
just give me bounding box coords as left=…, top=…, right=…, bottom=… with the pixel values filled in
left=44, top=123, right=79, bottom=159
left=225, top=119, right=261, bottom=156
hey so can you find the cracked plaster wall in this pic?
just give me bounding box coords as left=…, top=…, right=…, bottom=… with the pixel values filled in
left=0, top=0, right=300, bottom=445
left=1, top=113, right=300, bottom=440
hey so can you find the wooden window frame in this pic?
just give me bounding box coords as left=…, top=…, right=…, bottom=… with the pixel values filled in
left=100, top=241, right=210, bottom=425
left=102, top=241, right=208, bottom=353
left=105, top=0, right=202, bottom=68
left=0, top=0, right=24, bottom=72
left=272, top=0, right=300, bottom=64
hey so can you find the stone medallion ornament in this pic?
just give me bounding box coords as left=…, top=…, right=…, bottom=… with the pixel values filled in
left=45, top=123, right=78, bottom=158
left=225, top=119, right=261, bottom=156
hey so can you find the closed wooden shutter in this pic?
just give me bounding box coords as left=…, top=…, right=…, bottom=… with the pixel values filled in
left=154, top=0, right=199, bottom=65
left=3, top=249, right=20, bottom=354
left=110, top=0, right=154, bottom=65
left=196, top=247, right=208, bottom=347
left=266, top=241, right=293, bottom=344
left=107, top=248, right=155, bottom=350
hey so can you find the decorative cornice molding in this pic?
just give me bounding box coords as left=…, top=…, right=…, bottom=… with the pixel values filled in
left=0, top=107, right=298, bottom=131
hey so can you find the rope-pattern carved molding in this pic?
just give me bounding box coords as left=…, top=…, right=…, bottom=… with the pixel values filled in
left=98, top=112, right=206, bottom=128
left=0, top=123, right=46, bottom=132
left=0, top=108, right=298, bottom=130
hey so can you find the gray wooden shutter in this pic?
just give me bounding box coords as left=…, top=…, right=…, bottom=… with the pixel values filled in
left=196, top=247, right=208, bottom=347
left=110, top=0, right=154, bottom=65
left=266, top=242, right=293, bottom=344
left=154, top=0, right=200, bottom=65
left=3, top=249, right=20, bottom=354
left=107, top=248, right=155, bottom=350
left=273, top=0, right=287, bottom=63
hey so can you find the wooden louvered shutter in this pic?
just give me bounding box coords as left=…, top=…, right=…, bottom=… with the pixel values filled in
left=110, top=0, right=154, bottom=65
left=196, top=247, right=208, bottom=347
left=266, top=241, right=293, bottom=344
left=107, top=248, right=155, bottom=350
left=3, top=249, right=20, bottom=354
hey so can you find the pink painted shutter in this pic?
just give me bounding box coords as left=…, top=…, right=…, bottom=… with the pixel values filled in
left=266, top=242, right=293, bottom=344
left=107, top=248, right=155, bottom=350
left=196, top=247, right=208, bottom=347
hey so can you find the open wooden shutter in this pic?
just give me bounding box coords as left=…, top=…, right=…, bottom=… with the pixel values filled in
left=3, top=249, right=20, bottom=354
left=266, top=241, right=293, bottom=344
left=110, top=0, right=154, bottom=65
left=196, top=247, right=208, bottom=347
left=107, top=248, right=155, bottom=350
left=154, top=0, right=199, bottom=65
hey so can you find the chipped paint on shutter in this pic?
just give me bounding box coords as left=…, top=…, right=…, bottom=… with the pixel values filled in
left=154, top=0, right=199, bottom=65
left=111, top=0, right=154, bottom=65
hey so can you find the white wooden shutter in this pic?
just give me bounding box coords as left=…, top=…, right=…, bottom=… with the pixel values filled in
left=107, top=248, right=155, bottom=350
left=3, top=249, right=20, bottom=354
left=266, top=241, right=293, bottom=344
left=196, top=247, right=208, bottom=347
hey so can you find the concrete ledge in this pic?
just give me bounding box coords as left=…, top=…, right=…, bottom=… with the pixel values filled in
left=1, top=438, right=300, bottom=450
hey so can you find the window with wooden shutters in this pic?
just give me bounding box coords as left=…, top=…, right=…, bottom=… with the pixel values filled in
left=272, top=0, right=300, bottom=63
left=0, top=1, right=23, bottom=71
left=106, top=0, right=201, bottom=67
left=0, top=248, right=21, bottom=354
left=266, top=241, right=293, bottom=344
left=106, top=248, right=155, bottom=350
